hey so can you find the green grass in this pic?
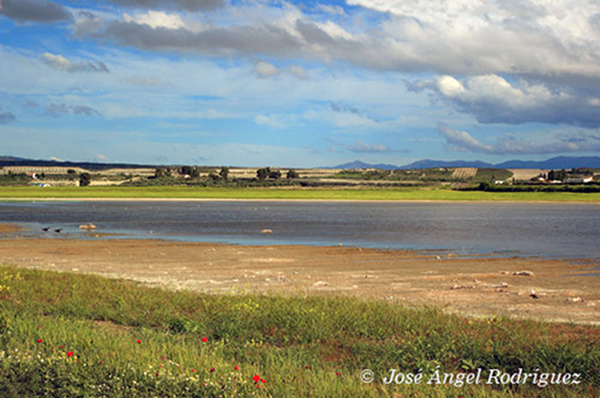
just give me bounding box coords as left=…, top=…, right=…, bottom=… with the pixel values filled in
left=1, top=186, right=600, bottom=202
left=0, top=266, right=598, bottom=397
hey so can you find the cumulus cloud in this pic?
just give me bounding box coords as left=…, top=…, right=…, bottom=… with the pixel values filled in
left=349, top=0, right=600, bottom=78
left=438, top=124, right=600, bottom=155
left=0, top=109, right=16, bottom=124
left=45, top=103, right=100, bottom=117
left=424, top=74, right=600, bottom=127
left=0, top=0, right=72, bottom=23
left=438, top=124, right=493, bottom=153
left=68, top=0, right=600, bottom=85
left=42, top=53, right=110, bottom=73
left=123, top=10, right=186, bottom=30
left=254, top=62, right=280, bottom=78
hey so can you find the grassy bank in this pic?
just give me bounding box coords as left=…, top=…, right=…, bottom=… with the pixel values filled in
left=0, top=266, right=598, bottom=397
left=1, top=186, right=600, bottom=202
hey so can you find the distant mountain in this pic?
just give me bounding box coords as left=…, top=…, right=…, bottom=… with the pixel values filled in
left=332, top=160, right=399, bottom=170
left=495, top=156, right=600, bottom=169
left=0, top=156, right=26, bottom=162
left=0, top=156, right=155, bottom=170
left=398, top=159, right=493, bottom=169
left=332, top=156, right=600, bottom=170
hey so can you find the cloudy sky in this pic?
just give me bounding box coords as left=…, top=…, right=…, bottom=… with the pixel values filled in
left=1, top=0, right=600, bottom=167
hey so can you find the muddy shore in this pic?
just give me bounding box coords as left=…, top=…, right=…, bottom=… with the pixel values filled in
left=0, top=223, right=598, bottom=324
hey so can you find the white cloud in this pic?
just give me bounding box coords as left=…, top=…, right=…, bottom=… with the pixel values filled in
left=424, top=74, right=600, bottom=127
left=438, top=124, right=493, bottom=153
left=438, top=124, right=600, bottom=154
left=123, top=10, right=186, bottom=30
left=254, top=61, right=280, bottom=78
left=42, top=52, right=109, bottom=73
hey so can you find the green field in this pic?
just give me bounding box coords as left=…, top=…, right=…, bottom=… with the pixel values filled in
left=0, top=266, right=598, bottom=397
left=1, top=186, right=600, bottom=202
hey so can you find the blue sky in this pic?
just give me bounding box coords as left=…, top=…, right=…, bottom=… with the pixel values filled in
left=1, top=0, right=600, bottom=167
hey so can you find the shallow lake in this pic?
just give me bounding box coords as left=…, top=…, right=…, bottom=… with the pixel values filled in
left=0, top=201, right=599, bottom=259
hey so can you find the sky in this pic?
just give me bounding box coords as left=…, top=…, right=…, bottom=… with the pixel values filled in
left=1, top=0, right=600, bottom=167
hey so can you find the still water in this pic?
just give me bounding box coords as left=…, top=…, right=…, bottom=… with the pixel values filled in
left=0, top=201, right=598, bottom=259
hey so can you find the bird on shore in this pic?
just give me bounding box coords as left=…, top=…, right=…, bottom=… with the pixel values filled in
left=54, top=228, right=62, bottom=233
left=42, top=227, right=50, bottom=232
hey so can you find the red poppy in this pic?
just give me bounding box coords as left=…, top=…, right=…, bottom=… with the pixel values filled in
left=336, top=371, right=341, bottom=377
left=201, top=337, right=208, bottom=343
left=210, top=367, right=216, bottom=373
left=191, top=369, right=196, bottom=372
left=99, top=360, right=103, bottom=364
left=261, top=379, right=266, bottom=384
left=37, top=339, right=43, bottom=343
left=234, top=366, right=239, bottom=371
left=137, top=339, right=141, bottom=344
left=253, top=374, right=260, bottom=383
left=60, top=345, right=64, bottom=349
left=67, top=351, right=73, bottom=357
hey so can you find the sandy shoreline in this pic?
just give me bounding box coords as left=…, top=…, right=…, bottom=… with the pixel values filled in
left=1, top=223, right=599, bottom=325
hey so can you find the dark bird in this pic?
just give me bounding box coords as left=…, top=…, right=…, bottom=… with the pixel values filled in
left=54, top=228, right=62, bottom=233
left=42, top=227, right=50, bottom=232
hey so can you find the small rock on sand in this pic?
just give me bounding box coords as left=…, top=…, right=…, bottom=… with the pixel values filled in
left=566, top=297, right=585, bottom=303
left=451, top=284, right=475, bottom=290
left=501, top=270, right=535, bottom=276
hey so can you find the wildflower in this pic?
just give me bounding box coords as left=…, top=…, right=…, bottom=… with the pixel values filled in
left=60, top=345, right=64, bottom=349
left=210, top=367, right=216, bottom=373
left=253, top=374, right=260, bottom=383
left=137, top=339, right=141, bottom=344
left=336, top=371, right=341, bottom=377
left=37, top=339, right=43, bottom=343
left=261, top=379, right=266, bottom=384
left=234, top=365, right=239, bottom=371
left=201, top=337, right=208, bottom=343
left=99, top=360, right=103, bottom=364
left=191, top=369, right=195, bottom=373
left=305, top=365, right=311, bottom=370
left=67, top=351, right=73, bottom=357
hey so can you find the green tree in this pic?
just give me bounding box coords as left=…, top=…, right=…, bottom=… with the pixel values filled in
left=286, top=169, right=299, bottom=179
left=257, top=167, right=270, bottom=180
left=269, top=169, right=281, bottom=179
left=155, top=168, right=172, bottom=178
left=79, top=172, right=91, bottom=187
left=219, top=167, right=229, bottom=181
